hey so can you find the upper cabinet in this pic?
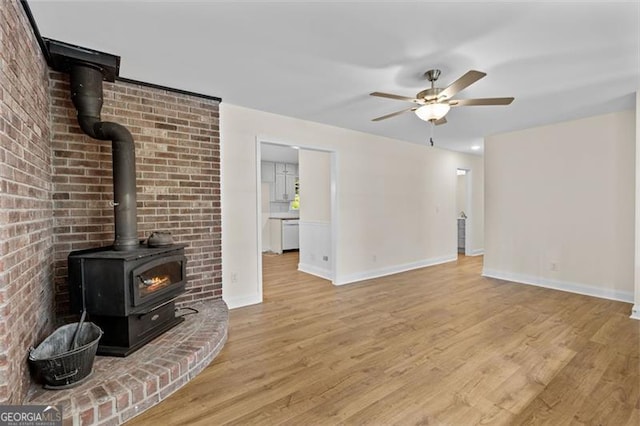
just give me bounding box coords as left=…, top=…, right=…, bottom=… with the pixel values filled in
left=262, top=162, right=298, bottom=183
left=274, top=173, right=296, bottom=202
left=261, top=162, right=297, bottom=202
left=262, top=161, right=299, bottom=202
left=275, top=163, right=298, bottom=176
left=260, top=161, right=298, bottom=183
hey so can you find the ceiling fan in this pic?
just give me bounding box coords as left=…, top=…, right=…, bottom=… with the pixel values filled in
left=370, top=69, right=514, bottom=124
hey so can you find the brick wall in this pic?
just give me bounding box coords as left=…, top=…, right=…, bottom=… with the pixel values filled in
left=49, top=73, right=222, bottom=316
left=0, top=1, right=54, bottom=404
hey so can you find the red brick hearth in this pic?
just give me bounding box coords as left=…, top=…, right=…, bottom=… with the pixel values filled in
left=26, top=300, right=228, bottom=425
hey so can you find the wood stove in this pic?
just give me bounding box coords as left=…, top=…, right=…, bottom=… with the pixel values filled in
left=68, top=244, right=187, bottom=357
left=46, top=40, right=191, bottom=357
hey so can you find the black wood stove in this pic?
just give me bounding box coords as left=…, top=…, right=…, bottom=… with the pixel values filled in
left=68, top=243, right=187, bottom=356
left=48, top=40, right=189, bottom=357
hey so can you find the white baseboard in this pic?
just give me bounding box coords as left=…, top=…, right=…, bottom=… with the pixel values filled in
left=334, top=255, right=457, bottom=286
left=482, top=268, right=634, bottom=303
left=466, top=248, right=484, bottom=256
left=298, top=263, right=332, bottom=280
left=631, top=304, right=640, bottom=320
left=223, top=294, right=262, bottom=309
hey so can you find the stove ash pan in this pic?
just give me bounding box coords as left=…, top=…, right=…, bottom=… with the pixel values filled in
left=68, top=244, right=187, bottom=317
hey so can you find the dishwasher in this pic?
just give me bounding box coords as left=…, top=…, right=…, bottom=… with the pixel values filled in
left=281, top=219, right=299, bottom=250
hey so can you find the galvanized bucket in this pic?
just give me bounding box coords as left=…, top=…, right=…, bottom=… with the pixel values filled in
left=29, top=322, right=103, bottom=389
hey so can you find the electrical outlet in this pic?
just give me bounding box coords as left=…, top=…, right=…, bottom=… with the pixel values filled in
left=550, top=262, right=558, bottom=271
left=310, top=253, right=316, bottom=261
left=322, top=256, right=329, bottom=261
left=372, top=254, right=377, bottom=263
left=231, top=273, right=237, bottom=283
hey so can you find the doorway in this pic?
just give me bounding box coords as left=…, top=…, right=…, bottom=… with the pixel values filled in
left=256, top=139, right=337, bottom=301
left=456, top=168, right=472, bottom=256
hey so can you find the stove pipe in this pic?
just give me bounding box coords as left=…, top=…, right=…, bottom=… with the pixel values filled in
left=69, top=63, right=139, bottom=251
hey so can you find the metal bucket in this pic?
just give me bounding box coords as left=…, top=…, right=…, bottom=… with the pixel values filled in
left=29, top=322, right=103, bottom=389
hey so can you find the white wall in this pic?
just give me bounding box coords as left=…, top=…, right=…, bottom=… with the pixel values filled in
left=456, top=174, right=468, bottom=217
left=298, top=150, right=333, bottom=279
left=221, top=103, right=484, bottom=308
left=470, top=162, right=484, bottom=255
left=484, top=110, right=636, bottom=303
left=260, top=182, right=271, bottom=251
left=299, top=149, right=331, bottom=222
left=634, top=92, right=640, bottom=319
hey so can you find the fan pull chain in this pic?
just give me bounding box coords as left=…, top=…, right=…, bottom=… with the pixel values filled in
left=429, top=120, right=435, bottom=146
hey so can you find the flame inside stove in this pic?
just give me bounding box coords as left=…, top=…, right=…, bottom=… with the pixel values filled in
left=141, top=275, right=171, bottom=291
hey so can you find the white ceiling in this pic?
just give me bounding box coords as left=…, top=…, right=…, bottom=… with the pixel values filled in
left=28, top=1, right=639, bottom=155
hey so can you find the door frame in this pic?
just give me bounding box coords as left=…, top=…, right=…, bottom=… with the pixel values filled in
left=456, top=167, right=473, bottom=256
left=255, top=137, right=338, bottom=301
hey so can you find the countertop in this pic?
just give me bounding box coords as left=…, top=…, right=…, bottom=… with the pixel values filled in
left=269, top=213, right=300, bottom=219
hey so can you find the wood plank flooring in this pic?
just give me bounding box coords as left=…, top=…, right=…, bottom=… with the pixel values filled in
left=128, top=252, right=640, bottom=425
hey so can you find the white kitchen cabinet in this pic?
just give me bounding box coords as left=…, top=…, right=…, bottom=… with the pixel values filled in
left=275, top=162, right=297, bottom=176
left=261, top=161, right=275, bottom=183
left=269, top=219, right=283, bottom=254
left=274, top=173, right=296, bottom=202
left=274, top=162, right=297, bottom=202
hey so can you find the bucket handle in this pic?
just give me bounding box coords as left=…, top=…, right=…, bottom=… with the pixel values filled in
left=53, top=368, right=78, bottom=381
left=70, top=310, right=87, bottom=351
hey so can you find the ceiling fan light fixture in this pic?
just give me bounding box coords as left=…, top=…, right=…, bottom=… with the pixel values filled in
left=370, top=69, right=513, bottom=123
left=415, top=103, right=450, bottom=121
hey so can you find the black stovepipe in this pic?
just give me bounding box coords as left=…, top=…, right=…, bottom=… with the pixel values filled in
left=69, top=63, right=139, bottom=251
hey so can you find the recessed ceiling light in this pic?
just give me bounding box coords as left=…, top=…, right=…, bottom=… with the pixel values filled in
left=471, top=145, right=481, bottom=151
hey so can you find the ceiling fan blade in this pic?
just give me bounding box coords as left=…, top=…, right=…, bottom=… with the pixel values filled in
left=450, top=97, right=514, bottom=106
left=439, top=70, right=486, bottom=99
left=370, top=92, right=418, bottom=103
left=372, top=107, right=417, bottom=121
left=432, top=117, right=447, bottom=126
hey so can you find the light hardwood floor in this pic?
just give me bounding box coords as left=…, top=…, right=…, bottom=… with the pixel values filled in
left=128, top=252, right=639, bottom=425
